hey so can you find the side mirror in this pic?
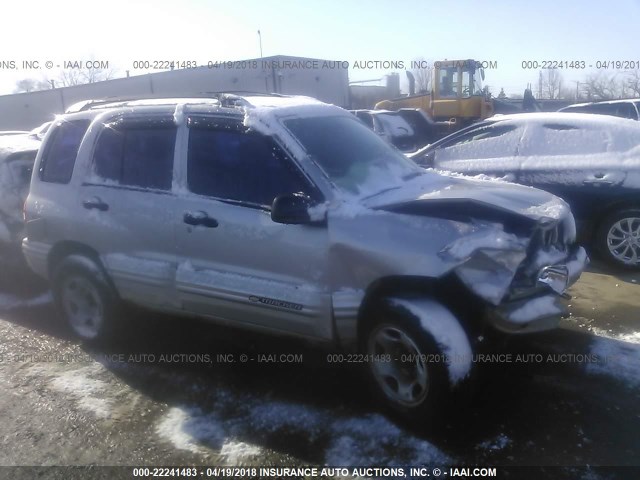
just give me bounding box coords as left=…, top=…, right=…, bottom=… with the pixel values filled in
left=418, top=149, right=436, bottom=168
left=271, top=193, right=324, bottom=225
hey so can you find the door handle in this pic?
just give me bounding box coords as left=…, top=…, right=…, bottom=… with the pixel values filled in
left=183, top=211, right=219, bottom=228
left=82, top=197, right=109, bottom=211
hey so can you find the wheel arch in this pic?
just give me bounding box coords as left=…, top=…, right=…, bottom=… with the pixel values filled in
left=356, top=273, right=487, bottom=345
left=46, top=241, right=119, bottom=295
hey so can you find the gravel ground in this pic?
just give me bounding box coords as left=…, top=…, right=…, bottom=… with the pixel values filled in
left=0, top=261, right=638, bottom=480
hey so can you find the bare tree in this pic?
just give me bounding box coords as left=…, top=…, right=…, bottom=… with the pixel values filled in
left=540, top=69, right=563, bottom=99
left=14, top=78, right=52, bottom=93
left=411, top=57, right=433, bottom=93
left=583, top=72, right=624, bottom=100
left=55, top=66, right=116, bottom=87
left=558, top=84, right=577, bottom=101
left=626, top=70, right=640, bottom=97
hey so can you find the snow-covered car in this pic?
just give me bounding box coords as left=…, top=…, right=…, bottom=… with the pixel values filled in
left=0, top=136, right=40, bottom=271
left=28, top=121, right=53, bottom=141
left=23, top=95, right=586, bottom=424
left=0, top=131, right=29, bottom=137
left=559, top=99, right=640, bottom=121
left=351, top=109, right=434, bottom=153
left=410, top=112, right=640, bottom=269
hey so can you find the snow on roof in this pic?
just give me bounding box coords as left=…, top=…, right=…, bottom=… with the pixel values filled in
left=564, top=99, right=640, bottom=107
left=487, top=111, right=640, bottom=127
left=241, top=94, right=325, bottom=108
left=0, top=135, right=40, bottom=162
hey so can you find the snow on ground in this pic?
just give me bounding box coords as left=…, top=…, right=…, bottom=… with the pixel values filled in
left=0, top=292, right=52, bottom=311
left=509, top=296, right=563, bottom=324
left=325, top=414, right=450, bottom=466
left=46, top=364, right=113, bottom=419
left=475, top=433, right=511, bottom=452
left=586, top=331, right=640, bottom=388
left=155, top=388, right=451, bottom=466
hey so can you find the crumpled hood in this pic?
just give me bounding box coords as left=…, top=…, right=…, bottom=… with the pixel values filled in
left=362, top=171, right=569, bottom=225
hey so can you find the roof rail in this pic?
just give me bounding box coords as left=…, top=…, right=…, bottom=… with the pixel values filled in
left=65, top=92, right=289, bottom=113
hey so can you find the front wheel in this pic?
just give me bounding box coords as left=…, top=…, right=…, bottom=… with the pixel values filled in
left=361, top=300, right=457, bottom=425
left=596, top=209, right=640, bottom=269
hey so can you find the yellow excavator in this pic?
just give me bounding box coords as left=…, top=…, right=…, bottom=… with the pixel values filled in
left=375, top=59, right=494, bottom=130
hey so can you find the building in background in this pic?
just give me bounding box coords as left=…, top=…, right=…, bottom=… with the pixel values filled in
left=0, top=55, right=350, bottom=130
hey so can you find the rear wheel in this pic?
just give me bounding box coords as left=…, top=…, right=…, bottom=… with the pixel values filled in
left=596, top=209, right=640, bottom=269
left=52, top=255, right=121, bottom=343
left=361, top=300, right=455, bottom=425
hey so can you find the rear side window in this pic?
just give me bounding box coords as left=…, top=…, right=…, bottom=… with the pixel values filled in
left=93, top=121, right=176, bottom=190
left=437, top=124, right=520, bottom=160
left=7, top=151, right=37, bottom=188
left=40, top=120, right=90, bottom=183
left=187, top=125, right=308, bottom=206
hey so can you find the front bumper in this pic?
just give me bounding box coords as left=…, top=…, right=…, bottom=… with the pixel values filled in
left=487, top=246, right=588, bottom=334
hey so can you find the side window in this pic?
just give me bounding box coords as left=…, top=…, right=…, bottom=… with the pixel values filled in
left=356, top=112, right=374, bottom=129
left=437, top=124, right=520, bottom=160
left=187, top=125, right=309, bottom=207
left=40, top=120, right=90, bottom=183
left=7, top=151, right=37, bottom=191
left=525, top=123, right=609, bottom=156
left=93, top=121, right=176, bottom=190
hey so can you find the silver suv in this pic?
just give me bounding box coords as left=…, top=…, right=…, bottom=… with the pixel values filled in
left=23, top=94, right=587, bottom=422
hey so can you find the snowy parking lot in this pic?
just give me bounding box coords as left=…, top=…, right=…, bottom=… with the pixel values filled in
left=0, top=261, right=638, bottom=479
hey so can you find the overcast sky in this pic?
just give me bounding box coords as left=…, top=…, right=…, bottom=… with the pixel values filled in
left=1, top=0, right=639, bottom=97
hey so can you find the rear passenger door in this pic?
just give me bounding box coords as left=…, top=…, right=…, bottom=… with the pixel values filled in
left=173, top=116, right=332, bottom=340
left=77, top=115, right=180, bottom=310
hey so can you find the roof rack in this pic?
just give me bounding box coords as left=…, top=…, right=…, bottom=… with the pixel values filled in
left=65, top=92, right=288, bottom=113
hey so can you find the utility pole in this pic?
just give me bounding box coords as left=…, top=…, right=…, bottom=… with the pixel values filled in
left=538, top=71, right=543, bottom=99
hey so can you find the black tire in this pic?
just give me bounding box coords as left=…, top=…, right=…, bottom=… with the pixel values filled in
left=360, top=299, right=463, bottom=427
left=595, top=208, right=640, bottom=270
left=52, top=255, right=121, bottom=344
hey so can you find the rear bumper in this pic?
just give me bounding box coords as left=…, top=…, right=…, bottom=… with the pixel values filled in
left=487, top=246, right=588, bottom=334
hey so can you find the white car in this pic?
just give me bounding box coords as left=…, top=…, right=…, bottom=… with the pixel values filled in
left=411, top=112, right=640, bottom=268
left=0, top=135, right=40, bottom=271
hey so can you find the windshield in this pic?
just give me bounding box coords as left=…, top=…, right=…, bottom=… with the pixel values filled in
left=283, top=115, right=421, bottom=196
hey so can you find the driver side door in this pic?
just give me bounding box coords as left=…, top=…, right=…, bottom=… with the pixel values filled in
left=173, top=116, right=333, bottom=340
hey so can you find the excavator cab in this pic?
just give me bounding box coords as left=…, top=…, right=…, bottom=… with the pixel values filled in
left=432, top=60, right=492, bottom=124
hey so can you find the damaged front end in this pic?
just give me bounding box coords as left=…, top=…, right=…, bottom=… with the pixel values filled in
left=440, top=215, right=588, bottom=334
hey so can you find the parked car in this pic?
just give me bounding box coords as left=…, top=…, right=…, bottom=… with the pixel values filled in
left=23, top=95, right=586, bottom=423
left=28, top=121, right=53, bottom=141
left=0, top=131, right=29, bottom=137
left=350, top=109, right=435, bottom=153
left=0, top=135, right=40, bottom=272
left=559, top=99, right=640, bottom=121
left=410, top=112, right=640, bottom=268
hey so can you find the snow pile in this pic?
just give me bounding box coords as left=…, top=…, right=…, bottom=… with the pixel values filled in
left=155, top=389, right=451, bottom=466
left=50, top=365, right=113, bottom=419
left=586, top=332, right=640, bottom=388
left=0, top=292, right=52, bottom=311
left=390, top=298, right=472, bottom=384
left=156, top=407, right=226, bottom=455
left=326, top=414, right=451, bottom=466
left=509, top=296, right=563, bottom=324
left=475, top=433, right=511, bottom=452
